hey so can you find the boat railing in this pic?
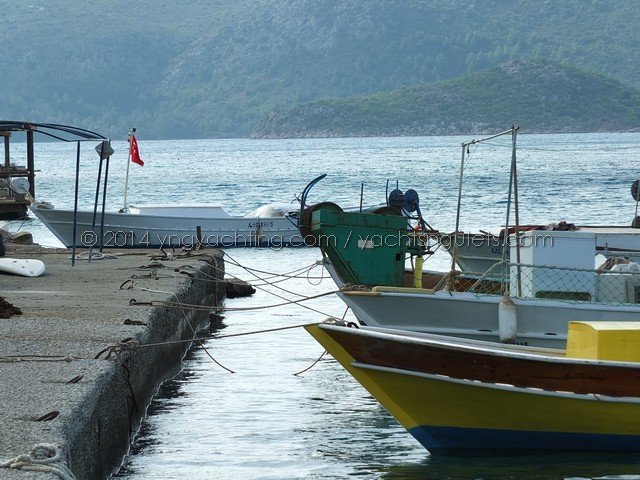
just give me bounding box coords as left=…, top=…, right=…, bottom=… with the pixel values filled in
left=465, top=260, right=640, bottom=306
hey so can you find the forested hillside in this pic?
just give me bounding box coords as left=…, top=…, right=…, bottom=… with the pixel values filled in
left=252, top=60, right=640, bottom=137
left=2, top=1, right=639, bottom=139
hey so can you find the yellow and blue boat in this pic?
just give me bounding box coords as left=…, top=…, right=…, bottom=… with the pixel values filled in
left=306, top=320, right=640, bottom=453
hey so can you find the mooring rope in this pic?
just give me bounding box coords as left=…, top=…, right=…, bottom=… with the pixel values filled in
left=97, top=321, right=330, bottom=375
left=230, top=262, right=326, bottom=286
left=305, top=261, right=326, bottom=286
left=247, top=267, right=326, bottom=287
left=123, top=284, right=235, bottom=373
left=181, top=262, right=308, bottom=297
left=114, top=254, right=342, bottom=372
left=127, top=286, right=339, bottom=312
left=97, top=254, right=343, bottom=374
left=223, top=252, right=323, bottom=281
left=72, top=251, right=119, bottom=260
left=118, top=254, right=339, bottom=373
left=221, top=255, right=333, bottom=310
left=0, top=444, right=76, bottom=480
left=107, top=322, right=317, bottom=350
left=293, top=349, right=327, bottom=376
left=0, top=355, right=79, bottom=363
left=223, top=253, right=328, bottom=290
left=179, top=263, right=337, bottom=317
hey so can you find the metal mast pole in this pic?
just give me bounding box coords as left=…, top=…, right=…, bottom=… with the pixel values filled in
left=71, top=141, right=81, bottom=266
left=450, top=128, right=515, bottom=277
left=450, top=143, right=467, bottom=275
left=123, top=128, right=135, bottom=211
left=511, top=127, right=522, bottom=295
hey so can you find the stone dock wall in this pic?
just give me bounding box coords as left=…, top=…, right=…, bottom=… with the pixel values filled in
left=0, top=246, right=225, bottom=479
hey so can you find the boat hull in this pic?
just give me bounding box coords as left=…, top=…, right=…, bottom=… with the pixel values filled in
left=29, top=205, right=304, bottom=248
left=340, top=289, right=640, bottom=348
left=378, top=364, right=640, bottom=452
left=306, top=324, right=640, bottom=453
left=409, top=424, right=640, bottom=452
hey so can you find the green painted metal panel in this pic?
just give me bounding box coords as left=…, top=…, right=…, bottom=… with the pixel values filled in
left=311, top=209, right=408, bottom=287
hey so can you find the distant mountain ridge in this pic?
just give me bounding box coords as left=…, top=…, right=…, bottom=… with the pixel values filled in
left=2, top=1, right=640, bottom=139
left=251, top=60, right=640, bottom=138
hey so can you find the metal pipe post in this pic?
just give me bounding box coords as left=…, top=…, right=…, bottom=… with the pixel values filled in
left=3, top=134, right=9, bottom=169
left=99, top=148, right=111, bottom=252
left=26, top=129, right=35, bottom=197
left=89, top=142, right=105, bottom=260
left=71, top=142, right=81, bottom=266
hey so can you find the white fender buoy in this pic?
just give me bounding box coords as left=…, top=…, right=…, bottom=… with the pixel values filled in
left=498, top=293, right=517, bottom=343
left=0, top=258, right=45, bottom=277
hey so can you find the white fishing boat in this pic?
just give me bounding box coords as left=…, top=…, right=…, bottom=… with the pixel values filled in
left=324, top=228, right=640, bottom=347
left=13, top=123, right=309, bottom=250
left=431, top=128, right=640, bottom=274
left=29, top=201, right=303, bottom=248
left=307, top=128, right=640, bottom=348
left=442, top=225, right=640, bottom=274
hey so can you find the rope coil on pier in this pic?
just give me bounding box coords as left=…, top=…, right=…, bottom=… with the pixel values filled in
left=0, top=444, right=76, bottom=480
left=94, top=338, right=140, bottom=360
left=339, top=283, right=371, bottom=292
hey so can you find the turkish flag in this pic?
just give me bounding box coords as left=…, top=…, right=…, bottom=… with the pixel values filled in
left=130, top=135, right=144, bottom=166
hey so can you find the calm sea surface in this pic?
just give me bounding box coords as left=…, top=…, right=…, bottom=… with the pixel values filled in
left=5, top=133, right=640, bottom=479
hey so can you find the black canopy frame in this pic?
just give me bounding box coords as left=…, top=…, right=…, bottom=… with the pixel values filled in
left=0, top=121, right=112, bottom=265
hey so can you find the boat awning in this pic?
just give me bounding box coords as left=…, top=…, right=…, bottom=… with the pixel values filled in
left=0, top=121, right=108, bottom=142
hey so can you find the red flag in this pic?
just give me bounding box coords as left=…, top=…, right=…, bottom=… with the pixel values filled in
left=130, top=134, right=144, bottom=166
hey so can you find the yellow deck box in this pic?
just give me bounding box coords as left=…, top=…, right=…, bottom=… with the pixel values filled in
left=566, top=321, right=640, bottom=362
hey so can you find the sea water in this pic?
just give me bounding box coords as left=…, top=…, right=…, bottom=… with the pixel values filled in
left=5, top=133, right=640, bottom=479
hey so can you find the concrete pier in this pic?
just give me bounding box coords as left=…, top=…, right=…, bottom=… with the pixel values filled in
left=0, top=244, right=225, bottom=479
